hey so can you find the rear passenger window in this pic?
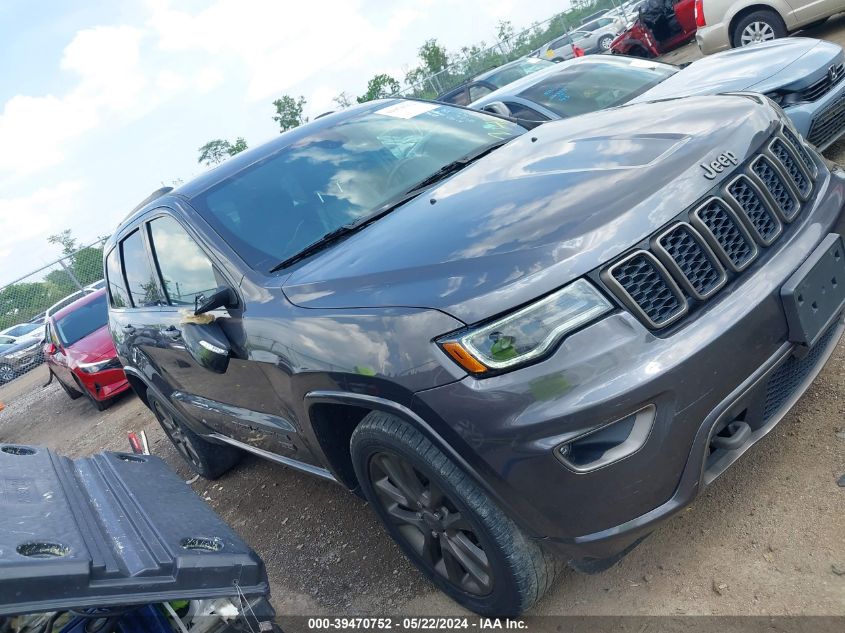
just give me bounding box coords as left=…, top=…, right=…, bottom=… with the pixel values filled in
left=504, top=102, right=550, bottom=122
left=120, top=230, right=162, bottom=307
left=105, top=248, right=130, bottom=308
left=149, top=216, right=221, bottom=307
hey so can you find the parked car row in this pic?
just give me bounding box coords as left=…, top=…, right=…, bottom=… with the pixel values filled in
left=470, top=37, right=845, bottom=151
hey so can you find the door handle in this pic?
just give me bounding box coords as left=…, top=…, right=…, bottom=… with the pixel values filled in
left=123, top=325, right=136, bottom=335
left=164, top=326, right=182, bottom=340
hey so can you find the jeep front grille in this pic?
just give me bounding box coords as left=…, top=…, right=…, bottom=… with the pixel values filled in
left=727, top=175, right=782, bottom=243
left=602, top=127, right=818, bottom=330
left=751, top=156, right=798, bottom=221
left=607, top=252, right=686, bottom=328
left=769, top=139, right=810, bottom=198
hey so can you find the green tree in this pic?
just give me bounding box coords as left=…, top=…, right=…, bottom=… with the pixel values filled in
left=357, top=74, right=401, bottom=103
left=333, top=91, right=353, bottom=109
left=272, top=95, right=308, bottom=132
left=47, top=230, right=78, bottom=256
left=197, top=137, right=249, bottom=166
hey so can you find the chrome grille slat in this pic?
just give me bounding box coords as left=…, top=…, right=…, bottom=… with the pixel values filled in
left=750, top=156, right=799, bottom=222
left=781, top=127, right=818, bottom=178
left=605, top=252, right=687, bottom=329
left=769, top=139, right=810, bottom=199
left=726, top=175, right=782, bottom=245
left=602, top=130, right=821, bottom=330
left=654, top=223, right=726, bottom=300
left=800, top=63, right=844, bottom=102
left=690, top=198, right=758, bottom=272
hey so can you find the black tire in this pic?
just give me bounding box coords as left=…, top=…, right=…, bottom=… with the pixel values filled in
left=350, top=411, right=560, bottom=616
left=0, top=364, right=15, bottom=384
left=627, top=44, right=651, bottom=58
left=732, top=9, right=787, bottom=48
left=598, top=34, right=613, bottom=51
left=147, top=392, right=241, bottom=479
left=56, top=373, right=83, bottom=399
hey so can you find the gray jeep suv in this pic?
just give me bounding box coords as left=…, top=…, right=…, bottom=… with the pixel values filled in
left=104, top=96, right=845, bottom=615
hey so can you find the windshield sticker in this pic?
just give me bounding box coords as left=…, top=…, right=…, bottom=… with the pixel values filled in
left=376, top=101, right=439, bottom=119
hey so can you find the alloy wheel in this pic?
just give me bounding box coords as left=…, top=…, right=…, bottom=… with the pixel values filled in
left=154, top=401, right=202, bottom=468
left=368, top=451, right=493, bottom=596
left=740, top=21, right=775, bottom=46
left=600, top=37, right=612, bottom=50
left=0, top=365, right=14, bottom=383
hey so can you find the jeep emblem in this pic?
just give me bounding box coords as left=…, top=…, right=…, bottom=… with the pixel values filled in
left=700, top=151, right=738, bottom=180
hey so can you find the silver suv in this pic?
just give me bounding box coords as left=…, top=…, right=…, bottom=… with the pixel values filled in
left=696, top=0, right=844, bottom=54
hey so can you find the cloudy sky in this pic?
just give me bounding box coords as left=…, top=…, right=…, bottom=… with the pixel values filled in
left=0, top=0, right=571, bottom=285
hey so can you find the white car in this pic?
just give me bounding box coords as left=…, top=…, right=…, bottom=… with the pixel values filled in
left=0, top=322, right=45, bottom=345
left=696, top=0, right=845, bottom=54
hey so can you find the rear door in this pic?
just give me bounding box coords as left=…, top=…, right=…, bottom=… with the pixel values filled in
left=141, top=212, right=304, bottom=459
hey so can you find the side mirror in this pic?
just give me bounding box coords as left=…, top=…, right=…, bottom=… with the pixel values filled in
left=194, top=286, right=238, bottom=316
left=181, top=322, right=231, bottom=374
left=482, top=101, right=512, bottom=117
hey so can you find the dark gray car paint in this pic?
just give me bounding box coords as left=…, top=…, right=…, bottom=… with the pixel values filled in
left=106, top=95, right=845, bottom=562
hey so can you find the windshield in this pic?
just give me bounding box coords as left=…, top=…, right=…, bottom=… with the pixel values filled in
left=192, top=101, right=524, bottom=272
left=484, top=59, right=554, bottom=88
left=519, top=59, right=676, bottom=118
left=3, top=323, right=41, bottom=337
left=55, top=294, right=108, bottom=346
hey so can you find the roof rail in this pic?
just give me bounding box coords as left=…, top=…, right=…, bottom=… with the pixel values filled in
left=129, top=187, right=173, bottom=215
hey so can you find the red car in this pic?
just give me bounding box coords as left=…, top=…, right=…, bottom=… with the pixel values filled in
left=611, top=0, right=696, bottom=57
left=43, top=288, right=130, bottom=411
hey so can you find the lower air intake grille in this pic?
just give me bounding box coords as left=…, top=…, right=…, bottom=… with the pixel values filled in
left=770, top=139, right=810, bottom=197
left=610, top=254, right=684, bottom=327
left=762, top=323, right=840, bottom=421
left=808, top=92, right=845, bottom=149
left=728, top=176, right=781, bottom=243
left=694, top=199, right=756, bottom=270
left=657, top=225, right=723, bottom=297
left=752, top=157, right=798, bottom=221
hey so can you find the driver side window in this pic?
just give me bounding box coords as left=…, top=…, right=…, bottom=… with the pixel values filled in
left=148, top=216, right=222, bottom=307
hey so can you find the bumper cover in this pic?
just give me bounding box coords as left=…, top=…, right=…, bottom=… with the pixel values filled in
left=413, top=167, right=845, bottom=561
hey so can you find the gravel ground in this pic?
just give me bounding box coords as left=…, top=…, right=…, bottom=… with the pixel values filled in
left=2, top=22, right=845, bottom=617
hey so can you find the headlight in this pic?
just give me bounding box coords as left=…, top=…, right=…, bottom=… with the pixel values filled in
left=438, top=279, right=613, bottom=375
left=78, top=358, right=121, bottom=374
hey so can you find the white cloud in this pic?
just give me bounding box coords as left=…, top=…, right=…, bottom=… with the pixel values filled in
left=0, top=25, right=146, bottom=176
left=195, top=67, right=224, bottom=93
left=0, top=181, right=85, bottom=246
left=148, top=0, right=419, bottom=101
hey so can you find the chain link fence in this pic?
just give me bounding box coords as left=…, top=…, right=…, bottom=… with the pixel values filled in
left=0, top=240, right=107, bottom=384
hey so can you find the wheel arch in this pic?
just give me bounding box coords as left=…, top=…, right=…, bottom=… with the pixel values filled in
left=303, top=390, right=536, bottom=535
left=728, top=3, right=788, bottom=41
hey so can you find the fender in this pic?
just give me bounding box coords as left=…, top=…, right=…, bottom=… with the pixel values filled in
left=303, top=390, right=545, bottom=539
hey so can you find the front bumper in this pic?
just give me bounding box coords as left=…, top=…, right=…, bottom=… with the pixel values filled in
left=696, top=23, right=731, bottom=56
left=75, top=367, right=130, bottom=402
left=413, top=164, right=845, bottom=562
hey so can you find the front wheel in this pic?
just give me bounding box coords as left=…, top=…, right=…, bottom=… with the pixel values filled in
left=350, top=411, right=560, bottom=616
left=732, top=9, right=786, bottom=47
left=598, top=35, right=613, bottom=51
left=0, top=364, right=15, bottom=383
left=147, top=393, right=241, bottom=479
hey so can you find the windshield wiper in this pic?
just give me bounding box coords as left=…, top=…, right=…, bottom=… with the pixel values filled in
left=269, top=138, right=513, bottom=273
left=405, top=138, right=512, bottom=194
left=269, top=189, right=426, bottom=272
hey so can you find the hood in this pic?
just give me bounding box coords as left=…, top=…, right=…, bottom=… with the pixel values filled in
left=65, top=325, right=118, bottom=364
left=0, top=339, right=41, bottom=358
left=632, top=38, right=842, bottom=102
left=283, top=94, right=780, bottom=324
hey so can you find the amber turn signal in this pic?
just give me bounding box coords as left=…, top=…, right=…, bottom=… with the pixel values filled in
left=441, top=342, right=488, bottom=374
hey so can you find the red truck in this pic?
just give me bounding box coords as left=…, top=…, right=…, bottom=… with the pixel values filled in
left=611, top=0, right=697, bottom=57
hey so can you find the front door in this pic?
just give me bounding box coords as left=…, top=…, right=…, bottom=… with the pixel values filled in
left=139, top=213, right=307, bottom=460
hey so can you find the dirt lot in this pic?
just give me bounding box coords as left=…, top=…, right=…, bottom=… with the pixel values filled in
left=2, top=22, right=845, bottom=618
